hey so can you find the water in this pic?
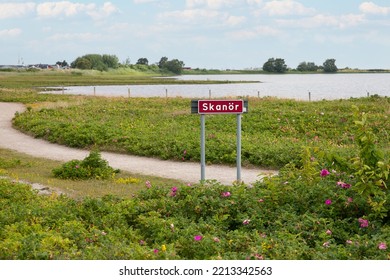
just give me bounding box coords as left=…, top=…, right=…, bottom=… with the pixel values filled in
left=47, top=73, right=390, bottom=101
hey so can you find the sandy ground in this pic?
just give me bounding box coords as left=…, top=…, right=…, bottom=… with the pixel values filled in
left=0, top=102, right=276, bottom=185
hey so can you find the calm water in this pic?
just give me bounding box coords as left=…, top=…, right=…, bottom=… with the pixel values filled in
left=48, top=73, right=390, bottom=101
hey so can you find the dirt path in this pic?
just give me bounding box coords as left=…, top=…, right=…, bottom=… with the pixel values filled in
left=0, top=102, right=276, bottom=185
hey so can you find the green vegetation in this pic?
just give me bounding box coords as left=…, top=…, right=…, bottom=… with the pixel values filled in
left=52, top=150, right=119, bottom=180
left=0, top=73, right=389, bottom=260
left=10, top=94, right=389, bottom=169
left=0, top=111, right=389, bottom=259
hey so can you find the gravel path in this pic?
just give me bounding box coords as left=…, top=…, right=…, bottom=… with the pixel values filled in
left=0, top=102, right=276, bottom=185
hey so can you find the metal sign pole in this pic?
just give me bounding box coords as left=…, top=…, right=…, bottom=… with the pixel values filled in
left=236, top=113, right=242, bottom=182
left=200, top=114, right=206, bottom=181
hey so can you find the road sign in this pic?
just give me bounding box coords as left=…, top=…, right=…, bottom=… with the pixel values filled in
left=191, top=99, right=248, bottom=183
left=191, top=100, right=248, bottom=114
left=198, top=100, right=244, bottom=114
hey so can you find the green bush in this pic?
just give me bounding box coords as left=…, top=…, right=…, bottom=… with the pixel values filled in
left=52, top=150, right=119, bottom=180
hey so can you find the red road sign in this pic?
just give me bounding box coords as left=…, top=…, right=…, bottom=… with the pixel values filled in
left=198, top=100, right=244, bottom=114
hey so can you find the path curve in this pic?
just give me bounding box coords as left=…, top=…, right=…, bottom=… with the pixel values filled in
left=0, top=102, right=276, bottom=185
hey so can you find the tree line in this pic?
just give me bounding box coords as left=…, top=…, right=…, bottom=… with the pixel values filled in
left=69, top=54, right=185, bottom=74
left=262, top=58, right=338, bottom=73
left=60, top=53, right=339, bottom=74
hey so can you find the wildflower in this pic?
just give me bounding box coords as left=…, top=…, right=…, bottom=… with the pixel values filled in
left=254, top=253, right=264, bottom=260
left=326, top=229, right=332, bottom=235
left=321, top=169, right=330, bottom=177
left=337, top=181, right=351, bottom=189
left=346, top=240, right=353, bottom=245
left=153, top=249, right=159, bottom=254
left=194, top=235, right=203, bottom=241
left=183, top=150, right=187, bottom=155
left=325, top=199, right=332, bottom=205
left=171, top=186, right=178, bottom=192
left=170, top=224, right=175, bottom=232
left=258, top=199, right=264, bottom=203
left=221, top=191, right=231, bottom=197
left=145, top=181, right=151, bottom=188
left=347, top=197, right=353, bottom=203
left=187, top=183, right=192, bottom=187
left=243, top=219, right=250, bottom=225
left=161, top=245, right=167, bottom=252
left=323, top=241, right=330, bottom=248
left=378, top=242, right=387, bottom=250
left=139, top=240, right=146, bottom=246
left=213, top=237, right=220, bottom=243
left=358, top=218, right=369, bottom=228
left=101, top=231, right=107, bottom=236
left=75, top=165, right=80, bottom=169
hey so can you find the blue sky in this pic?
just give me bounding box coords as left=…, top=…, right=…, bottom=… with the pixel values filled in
left=1, top=0, right=390, bottom=69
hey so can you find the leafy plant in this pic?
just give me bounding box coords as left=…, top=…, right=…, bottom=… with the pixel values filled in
left=52, top=150, right=119, bottom=180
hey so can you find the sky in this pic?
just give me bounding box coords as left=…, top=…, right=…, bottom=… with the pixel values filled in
left=1, top=0, right=390, bottom=70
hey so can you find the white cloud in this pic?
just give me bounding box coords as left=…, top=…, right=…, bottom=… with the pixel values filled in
left=36, top=1, right=118, bottom=20
left=36, top=1, right=94, bottom=18
left=87, top=2, right=119, bottom=20
left=225, top=15, right=246, bottom=26
left=0, top=28, right=22, bottom=38
left=0, top=3, right=36, bottom=19
left=262, top=0, right=315, bottom=16
left=359, top=2, right=390, bottom=15
left=276, top=13, right=365, bottom=29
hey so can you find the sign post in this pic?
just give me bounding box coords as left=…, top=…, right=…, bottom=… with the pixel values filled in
left=191, top=99, right=248, bottom=183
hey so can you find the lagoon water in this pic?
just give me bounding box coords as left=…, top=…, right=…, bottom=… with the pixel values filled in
left=50, top=73, right=390, bottom=101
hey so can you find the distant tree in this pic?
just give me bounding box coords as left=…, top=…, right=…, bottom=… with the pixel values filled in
left=297, top=61, right=318, bottom=72
left=164, top=59, right=185, bottom=74
left=102, top=54, right=119, bottom=69
left=263, top=58, right=287, bottom=73
left=158, top=56, right=168, bottom=69
left=72, top=58, right=92, bottom=70
left=136, top=58, right=149, bottom=65
left=323, top=58, right=338, bottom=73
left=56, top=60, right=68, bottom=67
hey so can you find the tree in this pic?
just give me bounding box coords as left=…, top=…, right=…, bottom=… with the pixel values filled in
left=71, top=54, right=119, bottom=71
left=136, top=58, right=149, bottom=65
left=262, top=58, right=287, bottom=73
left=323, top=58, right=338, bottom=73
left=297, top=61, right=318, bottom=72
left=158, top=56, right=168, bottom=69
left=56, top=60, right=68, bottom=67
left=164, top=59, right=184, bottom=74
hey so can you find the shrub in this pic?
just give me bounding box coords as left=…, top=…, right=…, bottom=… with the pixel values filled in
left=52, top=150, right=119, bottom=180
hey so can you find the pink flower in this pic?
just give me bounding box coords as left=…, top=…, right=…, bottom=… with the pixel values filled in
left=213, top=237, right=220, bottom=243
left=346, top=240, right=353, bottom=245
left=145, top=181, right=151, bottom=188
left=326, top=229, right=332, bottom=235
left=139, top=240, right=145, bottom=245
left=337, top=181, right=351, bottom=189
left=320, top=169, right=330, bottom=177
left=243, top=219, right=250, bottom=225
left=153, top=249, right=159, bottom=254
left=325, top=199, right=332, bottom=205
left=221, top=191, right=231, bottom=197
left=323, top=241, right=330, bottom=248
left=358, top=218, right=369, bottom=228
left=194, top=235, right=203, bottom=241
left=378, top=242, right=387, bottom=250
left=258, top=199, right=264, bottom=203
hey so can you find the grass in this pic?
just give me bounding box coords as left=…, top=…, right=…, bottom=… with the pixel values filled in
left=0, top=68, right=253, bottom=88
left=0, top=148, right=184, bottom=199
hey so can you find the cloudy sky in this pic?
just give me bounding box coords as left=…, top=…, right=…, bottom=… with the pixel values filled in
left=1, top=0, right=389, bottom=69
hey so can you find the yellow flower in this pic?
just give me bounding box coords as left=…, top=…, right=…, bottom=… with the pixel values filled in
left=161, top=245, right=167, bottom=252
